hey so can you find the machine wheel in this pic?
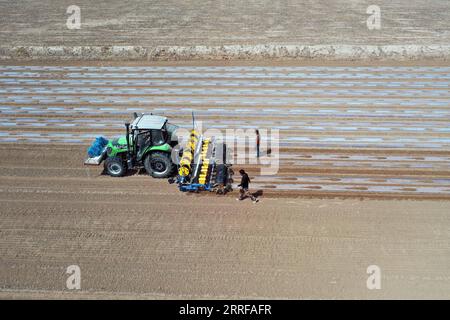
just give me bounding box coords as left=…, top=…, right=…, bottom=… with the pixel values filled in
left=144, top=152, right=174, bottom=178
left=105, top=157, right=126, bottom=177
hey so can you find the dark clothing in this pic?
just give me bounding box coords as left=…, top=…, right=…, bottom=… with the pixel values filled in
left=238, top=173, right=250, bottom=189
left=256, top=133, right=260, bottom=158
left=237, top=172, right=257, bottom=201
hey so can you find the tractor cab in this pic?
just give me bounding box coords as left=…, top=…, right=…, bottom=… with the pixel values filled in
left=129, top=115, right=172, bottom=161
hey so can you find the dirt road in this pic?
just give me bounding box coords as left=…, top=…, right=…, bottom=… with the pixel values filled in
left=0, top=62, right=449, bottom=299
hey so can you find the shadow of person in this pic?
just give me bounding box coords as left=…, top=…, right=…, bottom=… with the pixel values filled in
left=252, top=189, right=263, bottom=198
left=260, top=148, right=272, bottom=157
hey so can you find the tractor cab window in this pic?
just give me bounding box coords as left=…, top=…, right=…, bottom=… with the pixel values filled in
left=135, top=130, right=151, bottom=150
left=151, top=129, right=165, bottom=145
left=161, top=126, right=169, bottom=142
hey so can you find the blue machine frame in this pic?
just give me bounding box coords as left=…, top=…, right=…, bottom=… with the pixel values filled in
left=178, top=182, right=214, bottom=192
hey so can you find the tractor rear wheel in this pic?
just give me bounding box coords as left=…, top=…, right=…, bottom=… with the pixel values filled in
left=144, top=152, right=175, bottom=178
left=104, top=157, right=126, bottom=177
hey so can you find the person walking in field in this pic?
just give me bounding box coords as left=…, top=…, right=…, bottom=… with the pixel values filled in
left=237, top=169, right=259, bottom=203
left=255, top=129, right=260, bottom=158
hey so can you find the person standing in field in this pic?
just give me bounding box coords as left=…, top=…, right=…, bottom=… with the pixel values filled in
left=255, top=129, right=260, bottom=158
left=237, top=169, right=258, bottom=203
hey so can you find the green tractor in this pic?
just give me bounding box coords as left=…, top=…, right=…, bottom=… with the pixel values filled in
left=84, top=113, right=179, bottom=178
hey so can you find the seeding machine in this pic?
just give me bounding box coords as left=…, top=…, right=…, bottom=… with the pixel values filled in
left=171, top=129, right=233, bottom=194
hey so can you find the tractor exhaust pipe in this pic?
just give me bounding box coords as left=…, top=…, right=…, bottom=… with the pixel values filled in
left=125, top=122, right=133, bottom=169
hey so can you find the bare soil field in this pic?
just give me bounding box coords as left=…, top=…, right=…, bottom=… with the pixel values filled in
left=1, top=0, right=449, bottom=47
left=0, top=144, right=449, bottom=299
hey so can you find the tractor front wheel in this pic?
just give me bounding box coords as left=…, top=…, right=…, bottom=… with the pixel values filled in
left=104, top=157, right=126, bottom=177
left=144, top=152, right=174, bottom=178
